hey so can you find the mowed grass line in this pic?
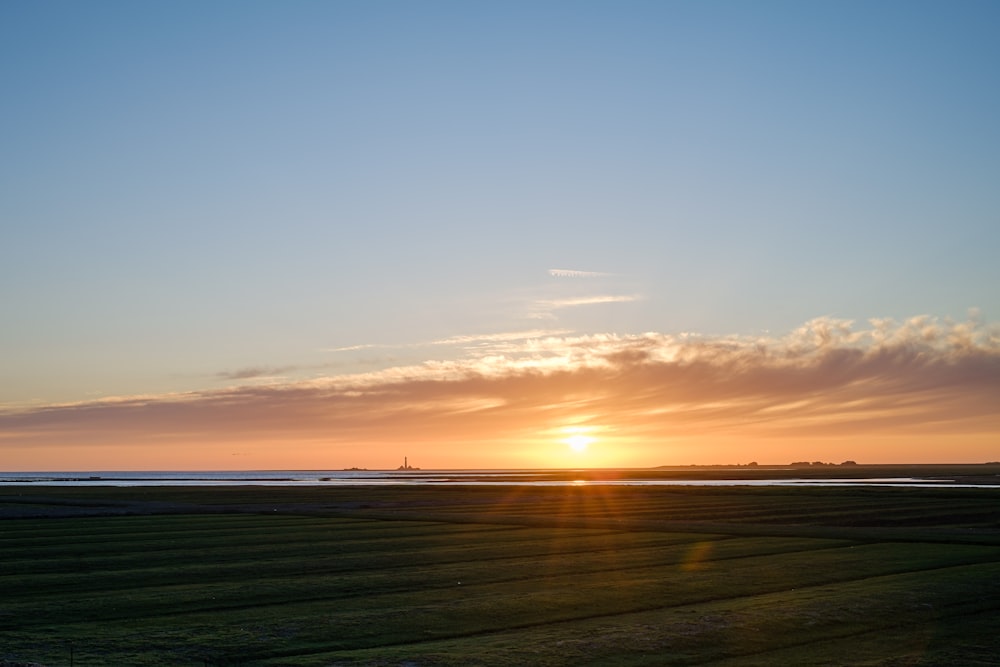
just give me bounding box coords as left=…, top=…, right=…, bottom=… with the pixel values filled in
left=6, top=483, right=1000, bottom=528
left=0, top=510, right=849, bottom=581
left=0, top=519, right=532, bottom=573
left=2, top=484, right=999, bottom=665
left=703, top=608, right=1000, bottom=667
left=1, top=524, right=728, bottom=604
left=11, top=541, right=997, bottom=666
left=2, top=518, right=851, bottom=627
left=423, top=494, right=1000, bottom=536
left=308, top=561, right=1000, bottom=667
left=0, top=514, right=506, bottom=551
left=3, top=520, right=998, bottom=664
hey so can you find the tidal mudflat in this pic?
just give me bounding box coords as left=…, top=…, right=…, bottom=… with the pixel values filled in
left=2, top=478, right=999, bottom=665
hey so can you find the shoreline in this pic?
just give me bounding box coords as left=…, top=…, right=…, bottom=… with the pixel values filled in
left=2, top=463, right=999, bottom=487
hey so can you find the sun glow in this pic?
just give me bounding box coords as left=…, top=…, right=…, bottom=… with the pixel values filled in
left=563, top=426, right=596, bottom=453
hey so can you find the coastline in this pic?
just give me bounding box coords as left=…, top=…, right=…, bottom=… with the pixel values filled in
left=1, top=463, right=999, bottom=487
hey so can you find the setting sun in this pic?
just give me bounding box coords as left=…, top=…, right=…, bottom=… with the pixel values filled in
left=565, top=431, right=594, bottom=453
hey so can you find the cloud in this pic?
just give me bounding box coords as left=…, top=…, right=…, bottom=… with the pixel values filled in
left=326, top=344, right=381, bottom=352
left=3, top=315, right=998, bottom=464
left=529, top=294, right=642, bottom=318
left=548, top=269, right=614, bottom=278
left=537, top=295, right=641, bottom=310
left=427, top=329, right=573, bottom=346
left=326, top=330, right=572, bottom=353
left=216, top=366, right=296, bottom=381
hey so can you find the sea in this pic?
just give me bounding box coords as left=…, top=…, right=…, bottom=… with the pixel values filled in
left=1, top=469, right=997, bottom=488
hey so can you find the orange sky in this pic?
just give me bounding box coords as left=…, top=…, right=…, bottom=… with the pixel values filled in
left=2, top=316, right=997, bottom=470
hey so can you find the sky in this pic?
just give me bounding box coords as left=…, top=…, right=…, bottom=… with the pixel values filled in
left=2, top=1, right=998, bottom=470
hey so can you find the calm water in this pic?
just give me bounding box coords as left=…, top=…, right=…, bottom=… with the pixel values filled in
left=1, top=470, right=997, bottom=488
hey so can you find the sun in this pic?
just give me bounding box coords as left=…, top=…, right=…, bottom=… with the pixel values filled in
left=566, top=433, right=593, bottom=453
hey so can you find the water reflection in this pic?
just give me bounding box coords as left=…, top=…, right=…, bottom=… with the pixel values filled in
left=1, top=470, right=998, bottom=488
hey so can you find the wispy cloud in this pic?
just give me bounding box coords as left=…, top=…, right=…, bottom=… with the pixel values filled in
left=537, top=295, right=641, bottom=310
left=325, top=330, right=572, bottom=353
left=215, top=366, right=296, bottom=381
left=548, top=268, right=614, bottom=278
left=4, top=315, right=998, bottom=466
left=528, top=294, right=641, bottom=319
left=326, top=343, right=381, bottom=352
left=427, top=329, right=574, bottom=346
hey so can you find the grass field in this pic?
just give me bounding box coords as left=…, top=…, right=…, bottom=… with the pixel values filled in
left=1, top=479, right=999, bottom=665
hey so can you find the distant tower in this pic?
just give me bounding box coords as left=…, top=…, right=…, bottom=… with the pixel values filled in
left=404, top=456, right=408, bottom=470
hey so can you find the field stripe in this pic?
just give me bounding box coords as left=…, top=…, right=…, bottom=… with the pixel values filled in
left=265, top=561, right=1000, bottom=666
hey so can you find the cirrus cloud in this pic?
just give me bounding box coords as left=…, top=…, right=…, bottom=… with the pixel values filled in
left=548, top=268, right=615, bottom=278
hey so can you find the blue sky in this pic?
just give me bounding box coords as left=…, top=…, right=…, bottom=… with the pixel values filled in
left=2, top=2, right=998, bottom=468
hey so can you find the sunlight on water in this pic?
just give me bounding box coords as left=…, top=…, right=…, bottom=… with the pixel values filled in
left=0, top=470, right=997, bottom=488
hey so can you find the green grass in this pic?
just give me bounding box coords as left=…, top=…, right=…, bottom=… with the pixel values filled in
left=1, top=483, right=999, bottom=665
